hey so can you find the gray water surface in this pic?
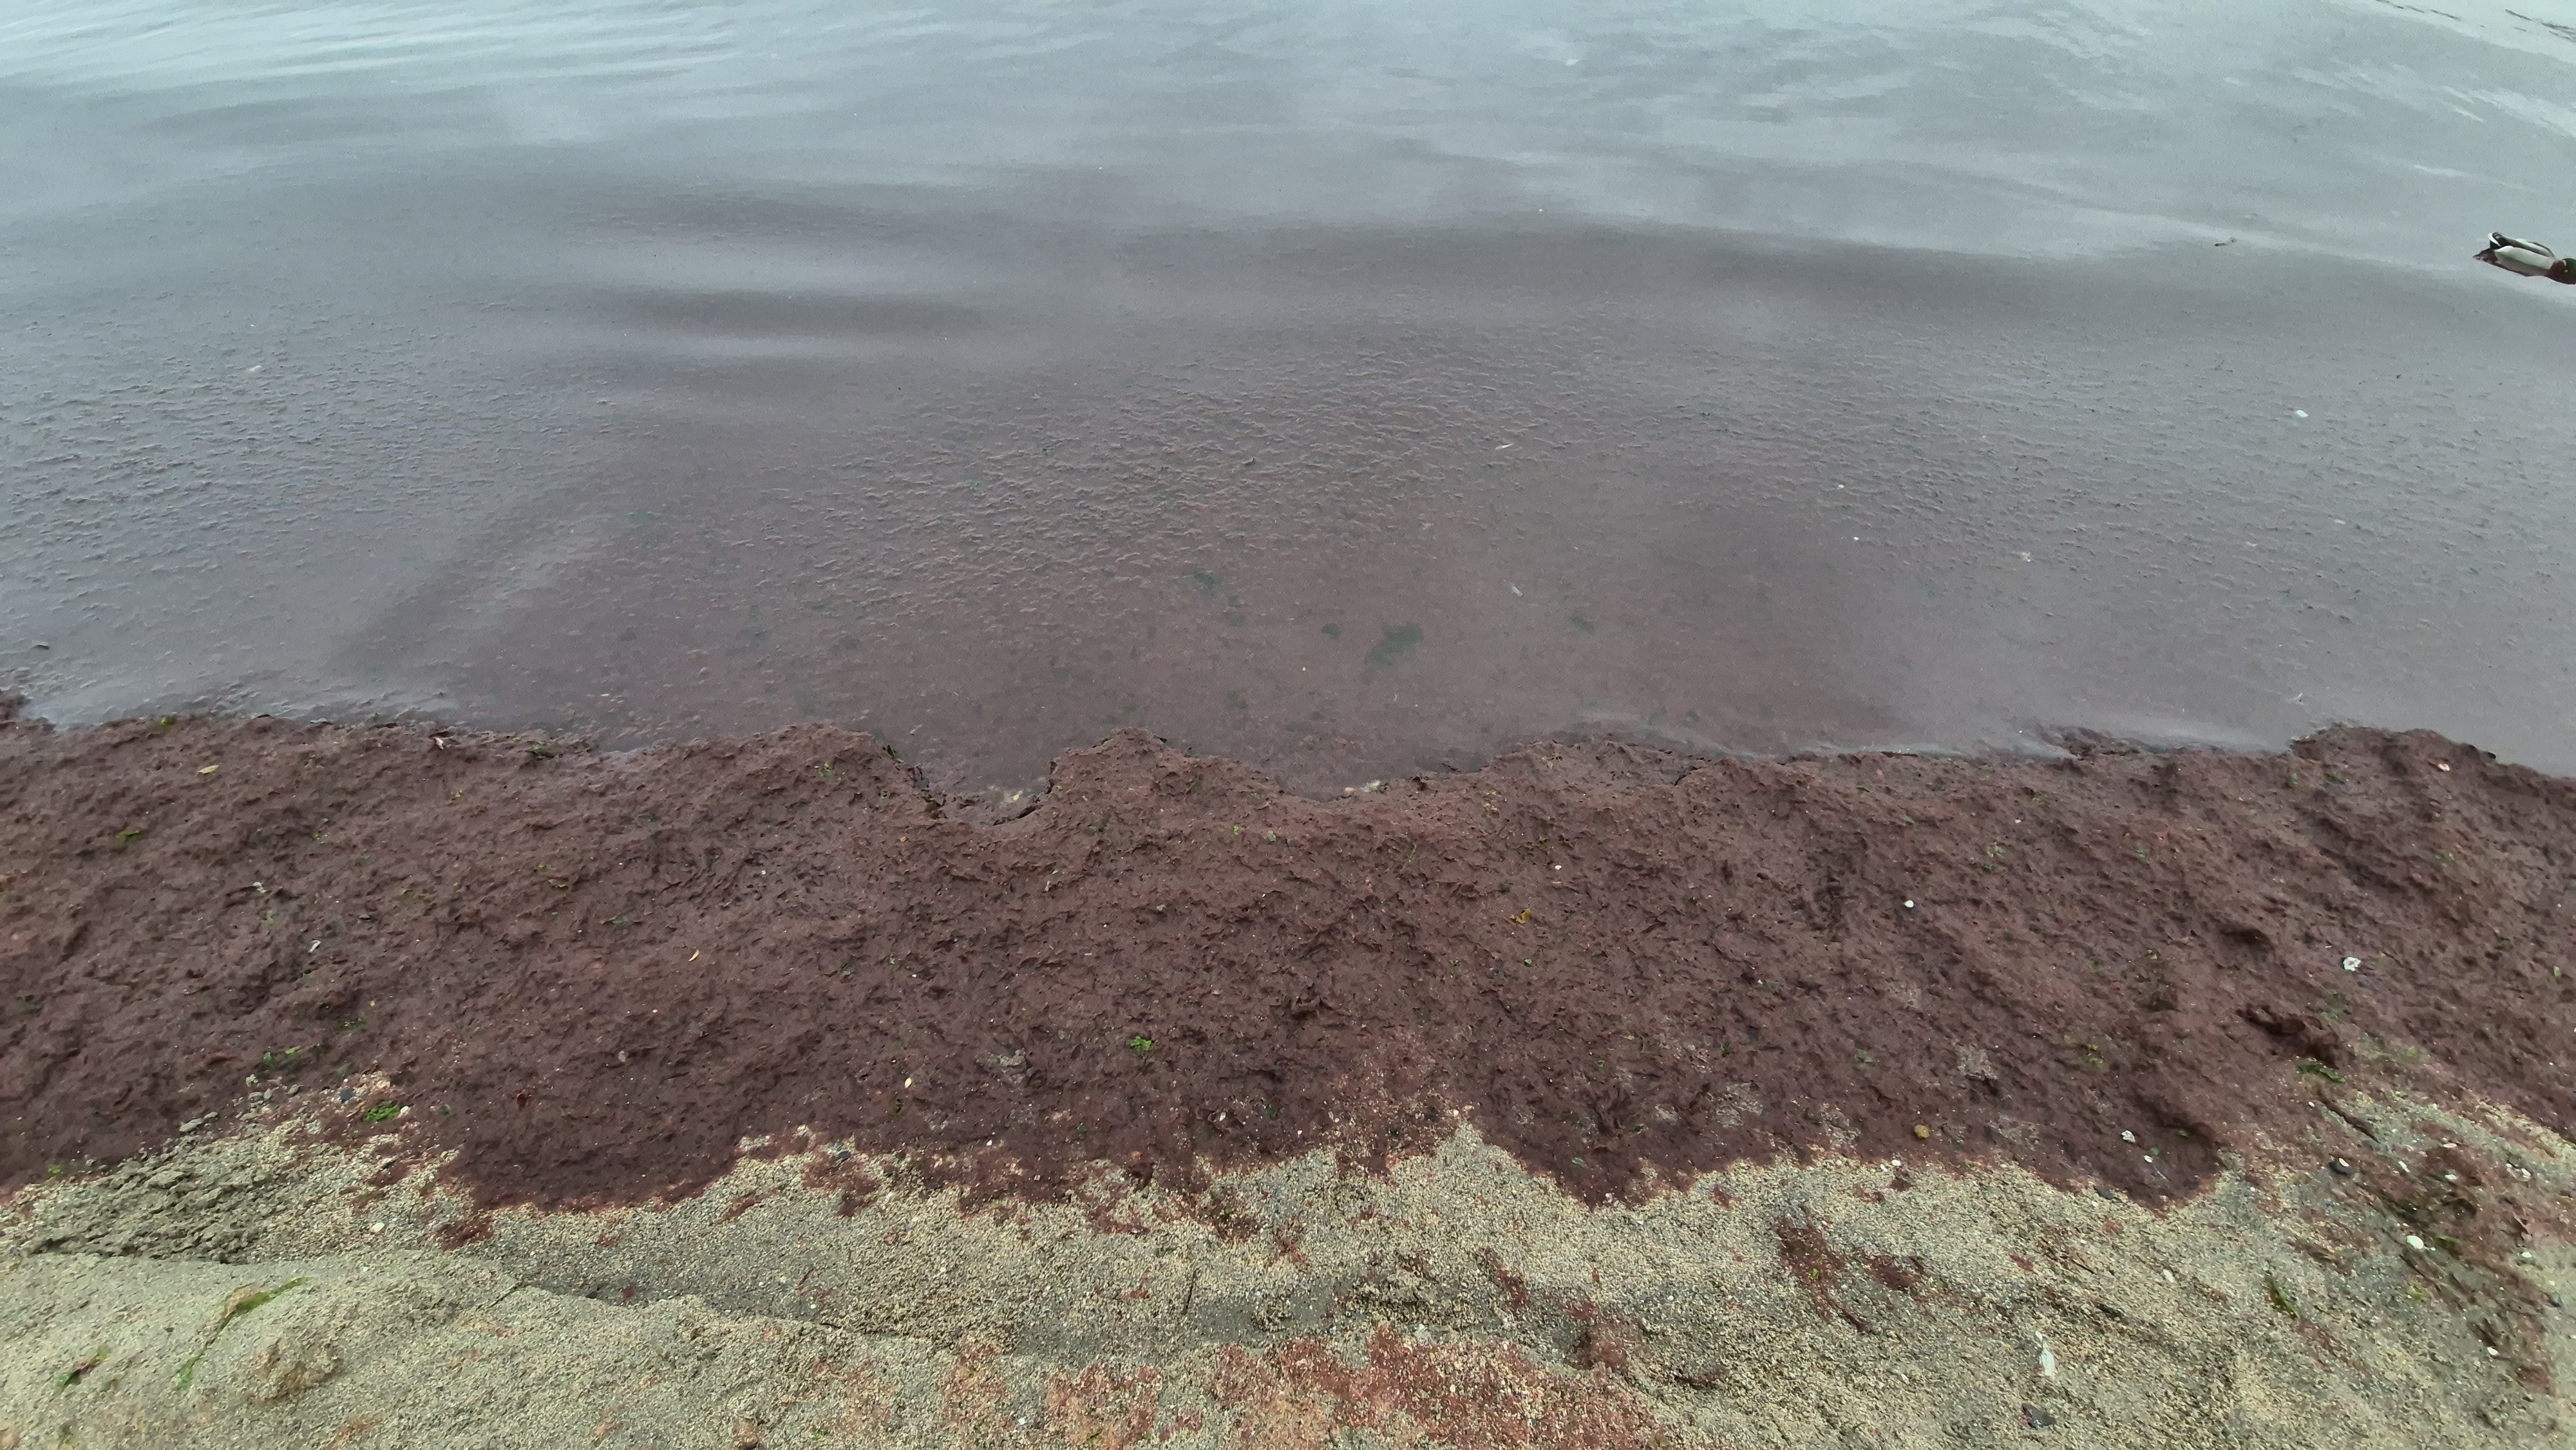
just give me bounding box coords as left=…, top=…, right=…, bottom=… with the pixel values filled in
left=6, top=0, right=2574, bottom=793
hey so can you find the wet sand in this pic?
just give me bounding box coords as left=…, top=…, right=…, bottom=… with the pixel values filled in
left=5, top=703, right=2575, bottom=1445
left=9, top=1095, right=2573, bottom=1447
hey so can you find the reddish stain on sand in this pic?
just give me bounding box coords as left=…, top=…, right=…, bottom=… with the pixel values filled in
left=1211, top=1326, right=1672, bottom=1449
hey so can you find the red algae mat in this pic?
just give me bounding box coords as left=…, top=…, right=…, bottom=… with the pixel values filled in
left=3, top=699, right=2571, bottom=1210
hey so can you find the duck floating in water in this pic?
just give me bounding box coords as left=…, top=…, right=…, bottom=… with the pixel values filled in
left=2476, top=232, right=2576, bottom=283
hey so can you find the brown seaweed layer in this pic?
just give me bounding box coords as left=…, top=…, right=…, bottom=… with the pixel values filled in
left=4, top=701, right=2571, bottom=1212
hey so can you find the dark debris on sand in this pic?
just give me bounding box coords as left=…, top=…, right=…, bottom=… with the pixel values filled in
left=3, top=698, right=2571, bottom=1213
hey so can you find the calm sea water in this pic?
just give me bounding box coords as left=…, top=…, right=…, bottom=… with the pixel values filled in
left=5, top=0, right=2574, bottom=795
